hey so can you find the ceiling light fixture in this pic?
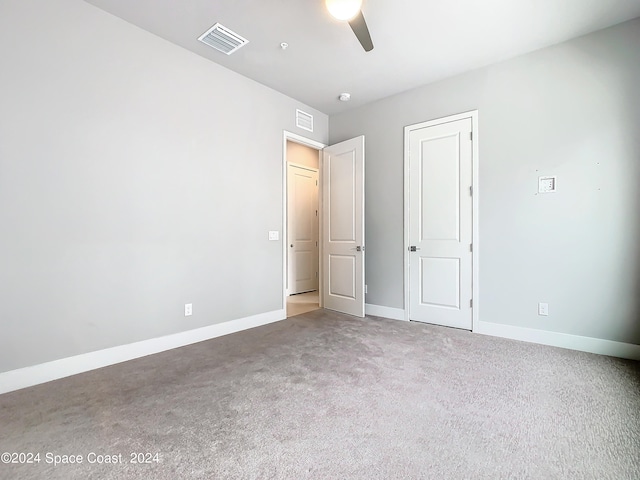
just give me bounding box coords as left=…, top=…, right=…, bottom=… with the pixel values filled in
left=325, top=0, right=362, bottom=21
left=339, top=93, right=351, bottom=102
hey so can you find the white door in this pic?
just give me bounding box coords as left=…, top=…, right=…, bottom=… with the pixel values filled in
left=287, top=164, right=319, bottom=294
left=408, top=118, right=473, bottom=329
left=322, top=136, right=365, bottom=317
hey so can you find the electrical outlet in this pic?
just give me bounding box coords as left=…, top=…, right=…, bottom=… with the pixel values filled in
left=538, top=303, right=548, bottom=316
left=185, top=303, right=193, bottom=317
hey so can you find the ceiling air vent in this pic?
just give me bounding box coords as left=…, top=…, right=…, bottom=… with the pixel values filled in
left=296, top=109, right=314, bottom=132
left=198, top=23, right=249, bottom=55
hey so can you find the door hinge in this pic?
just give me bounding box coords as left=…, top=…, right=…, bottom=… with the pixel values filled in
left=316, top=271, right=318, bottom=278
left=470, top=299, right=473, bottom=308
left=315, top=210, right=318, bottom=216
left=470, top=132, right=473, bottom=141
left=470, top=243, right=473, bottom=252
left=470, top=186, right=473, bottom=196
left=316, top=179, right=318, bottom=186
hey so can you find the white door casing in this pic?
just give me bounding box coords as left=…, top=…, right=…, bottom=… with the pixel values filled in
left=282, top=132, right=326, bottom=314
left=407, top=115, right=474, bottom=330
left=322, top=136, right=365, bottom=317
left=287, top=164, right=319, bottom=295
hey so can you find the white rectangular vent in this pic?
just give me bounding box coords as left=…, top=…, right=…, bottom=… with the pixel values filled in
left=296, top=109, right=314, bottom=132
left=198, top=23, right=249, bottom=55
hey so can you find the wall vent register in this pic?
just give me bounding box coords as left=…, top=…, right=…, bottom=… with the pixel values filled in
left=296, top=109, right=314, bottom=132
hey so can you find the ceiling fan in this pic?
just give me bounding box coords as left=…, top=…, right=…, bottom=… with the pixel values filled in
left=325, top=0, right=374, bottom=52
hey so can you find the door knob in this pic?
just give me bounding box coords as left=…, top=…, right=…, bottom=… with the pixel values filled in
left=290, top=244, right=294, bottom=248
left=409, top=246, right=421, bottom=252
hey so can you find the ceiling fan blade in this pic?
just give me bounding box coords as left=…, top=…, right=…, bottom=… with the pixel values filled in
left=348, top=10, right=374, bottom=52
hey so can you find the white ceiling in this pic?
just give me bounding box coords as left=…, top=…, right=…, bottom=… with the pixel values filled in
left=85, top=0, right=640, bottom=115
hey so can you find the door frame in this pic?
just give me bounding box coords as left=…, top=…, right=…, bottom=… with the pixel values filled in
left=403, top=111, right=480, bottom=330
left=282, top=131, right=326, bottom=315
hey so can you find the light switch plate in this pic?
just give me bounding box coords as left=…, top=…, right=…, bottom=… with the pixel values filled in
left=538, top=303, right=548, bottom=316
left=268, top=231, right=279, bottom=241
left=538, top=176, right=557, bottom=193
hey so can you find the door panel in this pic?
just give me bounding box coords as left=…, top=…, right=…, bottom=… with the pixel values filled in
left=420, top=257, right=460, bottom=308
left=420, top=133, right=460, bottom=241
left=322, top=136, right=365, bottom=317
left=287, top=164, right=319, bottom=294
left=409, top=118, right=472, bottom=329
left=329, top=155, right=356, bottom=241
left=329, top=254, right=356, bottom=298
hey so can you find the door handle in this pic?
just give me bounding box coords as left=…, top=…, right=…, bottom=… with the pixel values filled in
left=409, top=246, right=421, bottom=252
left=350, top=246, right=365, bottom=252
left=290, top=244, right=294, bottom=248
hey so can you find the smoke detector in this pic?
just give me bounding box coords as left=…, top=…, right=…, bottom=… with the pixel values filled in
left=339, top=93, right=351, bottom=102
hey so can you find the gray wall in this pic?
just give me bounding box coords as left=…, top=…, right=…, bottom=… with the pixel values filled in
left=330, top=18, right=640, bottom=344
left=0, top=0, right=328, bottom=373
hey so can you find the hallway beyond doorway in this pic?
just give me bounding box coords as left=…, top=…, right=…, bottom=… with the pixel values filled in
left=287, top=291, right=319, bottom=317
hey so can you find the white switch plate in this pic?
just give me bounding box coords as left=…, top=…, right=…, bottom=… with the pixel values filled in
left=185, top=303, right=192, bottom=316
left=268, top=231, right=279, bottom=241
left=538, top=176, right=557, bottom=193
left=538, top=302, right=548, bottom=316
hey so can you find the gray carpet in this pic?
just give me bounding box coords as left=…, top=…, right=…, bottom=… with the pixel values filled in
left=1, top=309, right=639, bottom=479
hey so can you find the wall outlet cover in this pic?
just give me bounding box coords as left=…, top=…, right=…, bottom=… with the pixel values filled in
left=538, top=302, right=549, bottom=316
left=538, top=176, right=557, bottom=193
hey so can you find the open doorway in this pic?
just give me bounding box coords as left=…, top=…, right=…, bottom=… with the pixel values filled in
left=284, top=134, right=324, bottom=318
left=283, top=131, right=366, bottom=319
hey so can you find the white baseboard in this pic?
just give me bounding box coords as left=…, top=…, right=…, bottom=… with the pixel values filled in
left=365, top=304, right=407, bottom=321
left=4, top=310, right=636, bottom=395
left=0, top=309, right=286, bottom=395
left=474, top=320, right=640, bottom=361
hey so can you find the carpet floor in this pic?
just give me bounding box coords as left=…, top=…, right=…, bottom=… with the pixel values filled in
left=1, top=309, right=639, bottom=479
